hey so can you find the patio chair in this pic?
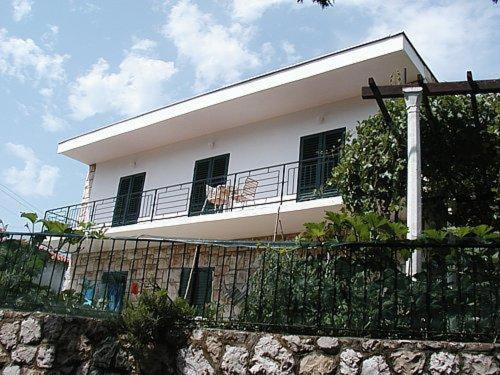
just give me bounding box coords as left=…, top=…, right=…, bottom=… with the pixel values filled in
left=201, top=184, right=232, bottom=212
left=234, top=177, right=259, bottom=207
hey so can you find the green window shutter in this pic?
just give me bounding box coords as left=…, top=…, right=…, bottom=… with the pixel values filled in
left=194, top=268, right=212, bottom=308
left=113, top=176, right=132, bottom=226
left=112, top=173, right=146, bottom=226
left=298, top=134, right=321, bottom=200
left=298, top=129, right=346, bottom=201
left=125, top=173, right=146, bottom=224
left=189, top=154, right=230, bottom=215
left=178, top=267, right=213, bottom=309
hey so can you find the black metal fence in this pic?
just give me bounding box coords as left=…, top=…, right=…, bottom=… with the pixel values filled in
left=44, top=157, right=338, bottom=228
left=0, top=232, right=498, bottom=341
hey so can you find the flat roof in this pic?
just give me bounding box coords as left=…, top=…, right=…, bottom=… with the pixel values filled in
left=59, top=32, right=436, bottom=164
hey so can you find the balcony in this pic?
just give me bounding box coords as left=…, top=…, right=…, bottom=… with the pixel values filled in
left=45, top=157, right=341, bottom=237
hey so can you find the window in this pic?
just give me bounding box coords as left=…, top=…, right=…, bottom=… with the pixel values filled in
left=112, top=172, right=146, bottom=226
left=81, top=271, right=128, bottom=312
left=102, top=271, right=128, bottom=312
left=298, top=128, right=345, bottom=201
left=188, top=154, right=230, bottom=215
left=178, top=267, right=213, bottom=310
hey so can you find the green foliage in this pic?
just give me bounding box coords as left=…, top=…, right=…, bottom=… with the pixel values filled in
left=0, top=239, right=47, bottom=295
left=120, top=290, right=195, bottom=374
left=332, top=94, right=500, bottom=228
left=301, top=211, right=408, bottom=243
left=242, top=241, right=499, bottom=337
left=120, top=290, right=194, bottom=350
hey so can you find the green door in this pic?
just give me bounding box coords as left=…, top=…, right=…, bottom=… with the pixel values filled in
left=189, top=154, right=229, bottom=215
left=298, top=129, right=345, bottom=201
left=112, top=173, right=146, bottom=226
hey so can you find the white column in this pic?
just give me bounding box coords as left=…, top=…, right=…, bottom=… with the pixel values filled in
left=404, top=87, right=423, bottom=240
left=404, top=87, right=423, bottom=275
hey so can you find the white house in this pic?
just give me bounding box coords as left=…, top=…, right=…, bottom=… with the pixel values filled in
left=48, top=33, right=436, bottom=240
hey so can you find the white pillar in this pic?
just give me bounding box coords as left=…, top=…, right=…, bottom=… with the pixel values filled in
left=404, top=87, right=423, bottom=275
left=404, top=87, right=423, bottom=240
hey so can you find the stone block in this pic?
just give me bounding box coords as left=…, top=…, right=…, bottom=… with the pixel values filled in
left=37, top=344, right=56, bottom=368
left=429, top=352, right=459, bottom=375
left=390, top=350, right=426, bottom=374
left=19, top=317, right=42, bottom=344
left=249, top=335, right=295, bottom=374
left=2, top=365, right=21, bottom=375
left=361, top=355, right=390, bottom=375
left=316, top=337, right=339, bottom=352
left=0, top=321, right=20, bottom=350
left=461, top=353, right=499, bottom=375
left=299, top=353, right=336, bottom=375
left=177, top=345, right=214, bottom=375
left=339, top=349, right=363, bottom=375
left=221, top=346, right=249, bottom=374
left=11, top=345, right=37, bottom=364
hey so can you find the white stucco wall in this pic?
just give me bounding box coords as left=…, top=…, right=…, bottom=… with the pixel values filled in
left=88, top=96, right=377, bottom=201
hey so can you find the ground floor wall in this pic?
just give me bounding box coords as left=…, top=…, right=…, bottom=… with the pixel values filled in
left=68, top=238, right=290, bottom=315
left=1, top=310, right=498, bottom=374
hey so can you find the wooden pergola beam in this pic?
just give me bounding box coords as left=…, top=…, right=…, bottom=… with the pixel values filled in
left=362, top=78, right=500, bottom=99
left=368, top=77, right=392, bottom=125
left=467, top=71, right=481, bottom=127
left=417, top=74, right=435, bottom=125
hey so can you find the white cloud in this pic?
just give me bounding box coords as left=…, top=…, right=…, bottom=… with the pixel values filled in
left=131, top=38, right=157, bottom=52
left=231, top=0, right=288, bottom=23
left=39, top=87, right=53, bottom=98
left=338, top=0, right=500, bottom=80
left=12, top=0, right=33, bottom=22
left=68, top=44, right=176, bottom=121
left=41, top=24, right=59, bottom=49
left=2, top=143, right=60, bottom=197
left=0, top=28, right=69, bottom=83
left=281, top=41, right=300, bottom=63
left=42, top=112, right=66, bottom=132
left=163, top=0, right=261, bottom=91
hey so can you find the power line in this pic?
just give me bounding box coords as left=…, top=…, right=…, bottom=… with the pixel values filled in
left=0, top=186, right=42, bottom=215
left=0, top=183, right=43, bottom=212
left=0, top=202, right=20, bottom=217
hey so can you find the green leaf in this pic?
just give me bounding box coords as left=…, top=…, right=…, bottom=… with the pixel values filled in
left=21, top=212, right=38, bottom=224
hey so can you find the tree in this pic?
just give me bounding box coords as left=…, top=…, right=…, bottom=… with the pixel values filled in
left=300, top=0, right=498, bottom=7
left=297, top=0, right=333, bottom=7
left=331, top=94, right=499, bottom=228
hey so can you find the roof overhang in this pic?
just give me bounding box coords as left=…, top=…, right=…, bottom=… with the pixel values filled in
left=58, top=33, right=436, bottom=164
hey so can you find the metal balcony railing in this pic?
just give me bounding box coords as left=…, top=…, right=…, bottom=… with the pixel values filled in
left=45, top=157, right=340, bottom=228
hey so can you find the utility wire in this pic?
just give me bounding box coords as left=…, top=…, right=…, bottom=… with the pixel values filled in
left=0, top=183, right=42, bottom=212
left=0, top=186, right=42, bottom=215
left=0, top=202, right=20, bottom=217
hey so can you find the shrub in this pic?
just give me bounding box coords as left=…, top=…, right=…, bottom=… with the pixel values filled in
left=119, top=290, right=195, bottom=374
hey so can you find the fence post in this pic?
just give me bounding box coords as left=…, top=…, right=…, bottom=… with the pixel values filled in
left=230, top=173, right=237, bottom=211
left=280, top=163, right=286, bottom=203
left=150, top=189, right=158, bottom=222
left=90, top=201, right=96, bottom=223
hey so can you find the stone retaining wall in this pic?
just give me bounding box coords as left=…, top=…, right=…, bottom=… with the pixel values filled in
left=178, top=329, right=500, bottom=374
left=1, top=310, right=499, bottom=374
left=0, top=310, right=138, bottom=375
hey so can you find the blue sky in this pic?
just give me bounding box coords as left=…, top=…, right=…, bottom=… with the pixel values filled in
left=0, top=0, right=499, bottom=231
